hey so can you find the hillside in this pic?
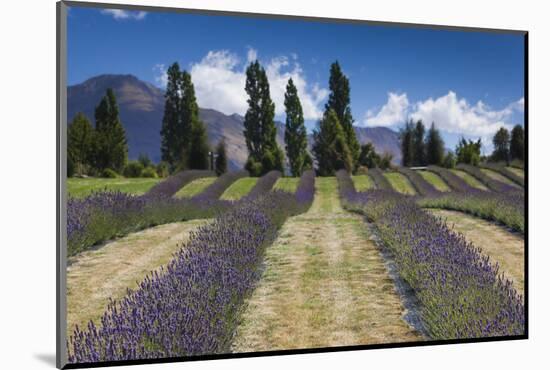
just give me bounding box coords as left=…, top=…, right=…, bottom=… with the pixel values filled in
left=67, top=74, right=401, bottom=169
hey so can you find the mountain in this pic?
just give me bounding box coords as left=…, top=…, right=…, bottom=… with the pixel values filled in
left=67, top=74, right=401, bottom=170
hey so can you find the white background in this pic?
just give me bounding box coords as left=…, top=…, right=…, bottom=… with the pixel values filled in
left=0, top=0, right=547, bottom=368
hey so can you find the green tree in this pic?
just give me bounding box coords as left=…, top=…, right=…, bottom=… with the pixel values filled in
left=400, top=119, right=415, bottom=167
left=243, top=60, right=284, bottom=176
left=325, top=61, right=360, bottom=169
left=358, top=142, right=381, bottom=168
left=93, top=88, right=127, bottom=172
left=510, top=124, right=524, bottom=161
left=412, top=120, right=426, bottom=166
left=378, top=152, right=393, bottom=170
left=68, top=112, right=94, bottom=175
left=187, top=120, right=210, bottom=169
left=160, top=63, right=182, bottom=168
left=425, top=122, right=445, bottom=166
left=215, top=139, right=228, bottom=175
left=284, top=78, right=308, bottom=177
left=456, top=137, right=482, bottom=165
left=179, top=71, right=201, bottom=168
left=312, top=109, right=353, bottom=175
left=138, top=153, right=152, bottom=168
left=491, top=127, right=510, bottom=163
left=443, top=152, right=456, bottom=168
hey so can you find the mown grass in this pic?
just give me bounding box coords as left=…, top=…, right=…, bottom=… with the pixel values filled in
left=417, top=170, right=450, bottom=192
left=506, top=167, right=525, bottom=178
left=450, top=170, right=488, bottom=191
left=383, top=172, right=416, bottom=195
left=480, top=168, right=522, bottom=188
left=273, top=177, right=300, bottom=193
left=352, top=175, right=374, bottom=191
left=174, top=177, right=217, bottom=198
left=220, top=177, right=258, bottom=200
left=68, top=178, right=161, bottom=198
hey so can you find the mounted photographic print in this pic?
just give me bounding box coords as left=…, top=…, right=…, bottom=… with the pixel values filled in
left=56, top=1, right=527, bottom=368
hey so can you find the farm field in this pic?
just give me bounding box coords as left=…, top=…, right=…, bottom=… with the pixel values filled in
left=67, top=177, right=161, bottom=198
left=352, top=175, right=375, bottom=191
left=233, top=177, right=421, bottom=351
left=450, top=169, right=489, bottom=191
left=417, top=170, right=450, bottom=192
left=480, top=168, right=522, bottom=189
left=67, top=219, right=210, bottom=335
left=428, top=209, right=524, bottom=296
left=174, top=177, right=217, bottom=198
left=383, top=172, right=416, bottom=195
left=221, top=177, right=258, bottom=200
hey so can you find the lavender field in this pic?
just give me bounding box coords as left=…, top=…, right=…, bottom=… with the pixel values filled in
left=66, top=165, right=525, bottom=364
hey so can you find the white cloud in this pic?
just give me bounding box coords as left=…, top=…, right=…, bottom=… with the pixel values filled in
left=153, top=64, right=167, bottom=87
left=100, top=9, right=147, bottom=20
left=363, top=92, right=409, bottom=127
left=363, top=91, right=524, bottom=139
left=410, top=91, right=523, bottom=137
left=189, top=49, right=328, bottom=119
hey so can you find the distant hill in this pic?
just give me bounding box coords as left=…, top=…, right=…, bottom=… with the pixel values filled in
left=67, top=74, right=401, bottom=170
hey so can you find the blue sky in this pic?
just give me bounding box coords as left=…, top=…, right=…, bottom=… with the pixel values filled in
left=67, top=6, right=525, bottom=153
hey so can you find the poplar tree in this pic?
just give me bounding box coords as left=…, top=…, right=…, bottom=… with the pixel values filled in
left=325, top=61, right=360, bottom=169
left=67, top=112, right=94, bottom=175
left=491, top=127, right=510, bottom=163
left=215, top=139, right=228, bottom=175
left=93, top=88, right=127, bottom=172
left=284, top=78, right=308, bottom=177
left=425, top=122, right=445, bottom=166
left=510, top=124, right=524, bottom=161
left=160, top=63, right=182, bottom=168
left=312, top=109, right=353, bottom=175
left=413, top=120, right=426, bottom=166
left=181, top=71, right=209, bottom=169
left=400, top=119, right=415, bottom=167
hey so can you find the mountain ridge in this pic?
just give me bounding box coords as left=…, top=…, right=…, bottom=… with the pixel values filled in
left=67, top=74, right=401, bottom=170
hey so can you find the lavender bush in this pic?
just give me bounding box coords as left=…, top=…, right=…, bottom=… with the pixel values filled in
left=368, top=168, right=392, bottom=190
left=397, top=167, right=439, bottom=196
left=147, top=170, right=214, bottom=198
left=457, top=164, right=518, bottom=193
left=337, top=171, right=524, bottom=340
left=68, top=171, right=316, bottom=363
left=192, top=171, right=248, bottom=202
left=480, top=162, right=524, bottom=187
left=426, top=166, right=476, bottom=192
left=243, top=170, right=282, bottom=200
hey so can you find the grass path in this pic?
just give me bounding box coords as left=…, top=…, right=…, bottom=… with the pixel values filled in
left=273, top=177, right=300, bottom=193
left=221, top=177, right=258, bottom=200
left=428, top=209, right=524, bottom=296
left=68, top=178, right=161, bottom=198
left=450, top=169, right=489, bottom=191
left=506, top=166, right=525, bottom=178
left=174, top=177, right=217, bottom=198
left=232, top=178, right=421, bottom=352
left=66, top=219, right=210, bottom=336
left=383, top=172, right=416, bottom=195
left=417, top=170, right=450, bottom=192
left=352, top=175, right=375, bottom=191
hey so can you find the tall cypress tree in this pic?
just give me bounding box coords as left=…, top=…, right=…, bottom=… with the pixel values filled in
left=68, top=112, right=94, bottom=175
left=413, top=120, right=426, bottom=166
left=215, top=139, right=228, bottom=175
left=93, top=88, right=127, bottom=172
left=425, top=122, right=445, bottom=166
left=325, top=61, right=360, bottom=169
left=491, top=127, right=510, bottom=163
left=180, top=71, right=208, bottom=169
left=160, top=63, right=182, bottom=168
left=284, top=78, right=308, bottom=177
left=243, top=60, right=284, bottom=175
left=312, top=109, right=353, bottom=176
left=400, top=119, right=415, bottom=167
left=510, top=124, right=524, bottom=161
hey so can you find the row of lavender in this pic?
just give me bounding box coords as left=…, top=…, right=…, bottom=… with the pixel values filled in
left=68, top=171, right=315, bottom=363
left=67, top=170, right=248, bottom=256
left=337, top=170, right=524, bottom=340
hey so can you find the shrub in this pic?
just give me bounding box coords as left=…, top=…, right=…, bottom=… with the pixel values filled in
left=140, top=167, right=158, bottom=178
left=123, top=161, right=144, bottom=178
left=101, top=168, right=119, bottom=178
left=156, top=161, right=170, bottom=178
left=245, top=157, right=262, bottom=177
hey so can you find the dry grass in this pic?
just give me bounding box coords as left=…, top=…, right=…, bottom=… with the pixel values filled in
left=480, top=168, right=522, bottom=189
left=450, top=169, right=489, bottom=191
left=428, top=209, right=524, bottom=296
left=66, top=219, right=210, bottom=335
left=232, top=178, right=421, bottom=352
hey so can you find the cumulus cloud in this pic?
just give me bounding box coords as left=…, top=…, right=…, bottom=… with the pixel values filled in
left=189, top=49, right=328, bottom=119
left=100, top=9, right=147, bottom=20
left=363, top=92, right=409, bottom=127
left=364, top=90, right=524, bottom=139
left=410, top=92, right=523, bottom=137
